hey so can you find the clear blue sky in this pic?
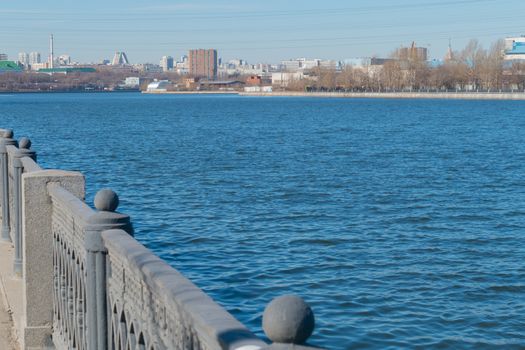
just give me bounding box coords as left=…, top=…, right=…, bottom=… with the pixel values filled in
left=1, top=0, right=524, bottom=64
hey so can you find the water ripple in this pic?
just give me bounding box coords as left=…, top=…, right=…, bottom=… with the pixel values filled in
left=1, top=94, right=525, bottom=349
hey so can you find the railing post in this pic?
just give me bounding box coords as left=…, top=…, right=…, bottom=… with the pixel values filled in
left=21, top=169, right=85, bottom=349
left=0, top=129, right=16, bottom=242
left=85, top=189, right=132, bottom=350
left=12, top=157, right=23, bottom=275
left=12, top=137, right=36, bottom=276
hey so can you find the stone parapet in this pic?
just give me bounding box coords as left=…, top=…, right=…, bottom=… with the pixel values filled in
left=0, top=128, right=323, bottom=350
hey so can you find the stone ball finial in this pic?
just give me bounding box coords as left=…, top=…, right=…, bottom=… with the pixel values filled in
left=18, top=137, right=31, bottom=149
left=3, top=129, right=13, bottom=138
left=94, top=189, right=119, bottom=212
left=262, top=295, right=315, bottom=345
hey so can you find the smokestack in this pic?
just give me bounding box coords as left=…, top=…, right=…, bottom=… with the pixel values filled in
left=49, top=34, right=54, bottom=69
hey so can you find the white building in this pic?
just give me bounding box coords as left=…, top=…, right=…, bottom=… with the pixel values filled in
left=343, top=58, right=372, bottom=69
left=29, top=52, right=41, bottom=65
left=302, top=59, right=320, bottom=69
left=18, top=53, right=29, bottom=67
left=244, top=86, right=273, bottom=92
left=58, top=54, right=71, bottom=66
left=271, top=72, right=305, bottom=87
left=146, top=80, right=170, bottom=92
left=124, top=77, right=140, bottom=87
left=281, top=60, right=301, bottom=72
left=280, top=58, right=338, bottom=72
left=30, top=62, right=49, bottom=71
left=319, top=60, right=338, bottom=69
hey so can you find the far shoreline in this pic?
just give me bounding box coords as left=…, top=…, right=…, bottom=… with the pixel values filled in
left=0, top=90, right=139, bottom=94
left=238, top=91, right=525, bottom=101
left=143, top=90, right=525, bottom=100
left=2, top=90, right=525, bottom=101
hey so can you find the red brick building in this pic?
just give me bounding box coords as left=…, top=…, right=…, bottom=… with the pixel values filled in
left=188, top=49, right=218, bottom=79
left=246, top=75, right=262, bottom=85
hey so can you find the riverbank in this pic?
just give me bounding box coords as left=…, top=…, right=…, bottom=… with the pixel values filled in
left=0, top=90, right=138, bottom=94
left=239, top=91, right=525, bottom=100
left=142, top=90, right=238, bottom=95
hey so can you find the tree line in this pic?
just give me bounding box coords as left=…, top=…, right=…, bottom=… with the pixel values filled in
left=287, top=39, right=525, bottom=92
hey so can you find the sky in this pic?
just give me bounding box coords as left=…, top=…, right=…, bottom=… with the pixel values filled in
left=1, top=0, right=524, bottom=64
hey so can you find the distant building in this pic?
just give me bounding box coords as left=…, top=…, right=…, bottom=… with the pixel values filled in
left=124, top=77, right=140, bottom=87
left=183, top=77, right=199, bottom=89
left=0, top=53, right=7, bottom=61
left=395, top=42, right=428, bottom=61
left=0, top=61, right=22, bottom=72
left=228, top=59, right=245, bottom=67
left=188, top=49, right=218, bottom=79
left=29, top=52, right=41, bottom=65
left=199, top=80, right=244, bottom=90
left=319, top=60, right=338, bottom=69
left=160, top=56, right=174, bottom=72
left=175, top=56, right=188, bottom=74
left=343, top=57, right=372, bottom=69
left=504, top=36, right=525, bottom=60
left=302, top=59, right=320, bottom=70
left=244, top=85, right=273, bottom=93
left=246, top=75, right=262, bottom=85
left=280, top=58, right=336, bottom=71
left=272, top=72, right=305, bottom=87
left=111, top=52, right=129, bottom=65
left=18, top=53, right=29, bottom=67
left=146, top=80, right=170, bottom=92
left=134, top=63, right=162, bottom=73
left=281, top=59, right=301, bottom=72
left=30, top=62, right=49, bottom=71
left=58, top=54, right=71, bottom=66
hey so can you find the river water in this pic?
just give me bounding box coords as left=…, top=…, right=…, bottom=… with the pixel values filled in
left=1, top=93, right=524, bottom=349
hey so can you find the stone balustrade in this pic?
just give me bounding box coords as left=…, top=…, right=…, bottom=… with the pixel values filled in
left=0, top=128, right=323, bottom=350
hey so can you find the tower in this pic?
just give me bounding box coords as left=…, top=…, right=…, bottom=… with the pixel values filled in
left=49, top=34, right=54, bottom=69
left=444, top=38, right=454, bottom=61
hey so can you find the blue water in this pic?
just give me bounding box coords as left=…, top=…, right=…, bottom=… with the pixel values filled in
left=1, top=93, right=525, bottom=349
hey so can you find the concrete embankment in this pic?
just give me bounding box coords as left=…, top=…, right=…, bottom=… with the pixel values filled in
left=239, top=91, right=525, bottom=100
left=142, top=90, right=239, bottom=95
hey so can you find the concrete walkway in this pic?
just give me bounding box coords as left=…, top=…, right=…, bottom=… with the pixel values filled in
left=0, top=240, right=21, bottom=350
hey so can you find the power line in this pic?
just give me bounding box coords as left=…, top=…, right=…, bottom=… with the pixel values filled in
left=0, top=0, right=499, bottom=22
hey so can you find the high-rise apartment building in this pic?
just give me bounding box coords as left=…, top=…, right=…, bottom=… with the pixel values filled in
left=18, top=52, right=29, bottom=67
left=395, top=42, right=428, bottom=61
left=160, top=56, right=174, bottom=72
left=29, top=52, right=41, bottom=65
left=188, top=49, right=217, bottom=79
left=0, top=53, right=7, bottom=61
left=111, top=52, right=129, bottom=65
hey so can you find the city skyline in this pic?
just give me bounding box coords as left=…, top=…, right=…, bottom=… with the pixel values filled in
left=1, top=0, right=524, bottom=63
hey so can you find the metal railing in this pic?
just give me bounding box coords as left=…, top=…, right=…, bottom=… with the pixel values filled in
left=0, top=128, right=322, bottom=350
